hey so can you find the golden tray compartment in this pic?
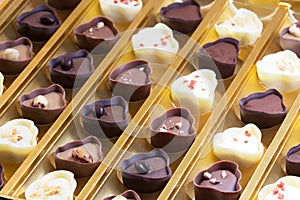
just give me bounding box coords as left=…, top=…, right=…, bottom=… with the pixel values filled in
left=0, top=0, right=298, bottom=199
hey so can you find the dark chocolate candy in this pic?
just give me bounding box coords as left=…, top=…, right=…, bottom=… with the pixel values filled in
left=48, top=0, right=81, bottom=10
left=55, top=136, right=103, bottom=178
left=109, top=60, right=152, bottom=101
left=198, top=38, right=240, bottom=79
left=102, top=190, right=141, bottom=200
left=16, top=5, right=61, bottom=42
left=160, top=0, right=202, bottom=33
left=121, top=149, right=172, bottom=193
left=20, top=84, right=66, bottom=125
left=279, top=21, right=300, bottom=57
left=150, top=107, right=196, bottom=152
left=49, top=50, right=94, bottom=88
left=81, top=96, right=129, bottom=138
left=240, top=89, right=287, bottom=129
left=74, top=17, right=119, bottom=54
left=0, top=163, right=4, bottom=190
left=0, top=37, right=33, bottom=75
left=286, top=144, right=300, bottom=176
left=194, top=161, right=242, bottom=200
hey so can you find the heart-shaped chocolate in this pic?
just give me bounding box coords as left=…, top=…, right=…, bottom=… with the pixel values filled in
left=74, top=16, right=119, bottom=53
left=160, top=0, right=202, bottom=33
left=81, top=96, right=129, bottom=138
left=16, top=5, right=61, bottom=42
left=279, top=21, right=300, bottom=57
left=54, top=136, right=103, bottom=178
left=193, top=161, right=242, bottom=200
left=20, top=84, right=67, bottom=125
left=240, top=89, right=287, bottom=129
left=121, top=149, right=172, bottom=193
left=213, top=123, right=264, bottom=168
left=0, top=119, right=38, bottom=163
left=198, top=38, right=240, bottom=79
left=0, top=37, right=33, bottom=75
left=150, top=107, right=196, bottom=152
left=25, top=170, right=77, bottom=200
left=102, top=190, right=141, bottom=200
left=109, top=60, right=152, bottom=101
left=49, top=50, right=94, bottom=89
left=286, top=144, right=300, bottom=176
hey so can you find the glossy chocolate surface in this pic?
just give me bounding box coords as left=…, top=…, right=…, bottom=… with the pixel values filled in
left=198, top=38, right=240, bottom=79
left=16, top=5, right=61, bottom=42
left=102, top=190, right=141, bottom=200
left=20, top=84, right=66, bottom=125
left=48, top=0, right=81, bottom=10
left=121, top=149, right=172, bottom=193
left=286, top=144, right=300, bottom=176
left=110, top=60, right=152, bottom=101
left=160, top=0, right=202, bottom=33
left=81, top=96, right=129, bottom=138
left=194, top=161, right=242, bottom=200
left=150, top=108, right=196, bottom=152
left=55, top=136, right=103, bottom=177
left=0, top=37, right=33, bottom=75
left=50, top=50, right=94, bottom=88
left=240, top=89, right=287, bottom=129
left=74, top=17, right=119, bottom=53
left=279, top=21, right=300, bottom=57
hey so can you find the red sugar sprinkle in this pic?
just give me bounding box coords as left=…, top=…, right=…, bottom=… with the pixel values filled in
left=245, top=130, right=251, bottom=137
left=134, top=3, right=139, bottom=6
left=161, top=41, right=167, bottom=46
left=153, top=44, right=159, bottom=47
left=201, top=88, right=206, bottom=91
left=139, top=43, right=144, bottom=47
left=277, top=182, right=284, bottom=188
left=183, top=80, right=188, bottom=83
left=124, top=1, right=128, bottom=4
left=188, top=80, right=197, bottom=89
left=272, top=188, right=279, bottom=195
left=165, top=35, right=171, bottom=39
left=194, top=75, right=200, bottom=78
left=244, top=141, right=248, bottom=143
left=277, top=193, right=284, bottom=199
left=114, top=0, right=118, bottom=3
left=233, top=138, right=238, bottom=142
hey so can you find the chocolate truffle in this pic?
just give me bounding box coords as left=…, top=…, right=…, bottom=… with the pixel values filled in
left=55, top=136, right=103, bottom=178
left=286, top=144, right=300, bottom=176
left=102, top=190, right=141, bottom=200
left=193, top=161, right=242, bottom=200
left=240, top=89, right=287, bottom=129
left=81, top=96, right=129, bottom=138
left=198, top=38, right=240, bottom=79
left=279, top=22, right=300, bottom=57
left=0, top=163, right=3, bottom=189
left=74, top=17, right=119, bottom=53
left=0, top=37, right=33, bottom=75
left=121, top=149, right=172, bottom=193
left=109, top=60, right=152, bottom=101
left=48, top=0, right=81, bottom=10
left=49, top=50, right=94, bottom=88
left=16, top=5, right=61, bottom=42
left=160, top=0, right=202, bottom=33
left=150, top=107, right=196, bottom=152
left=20, top=84, right=67, bottom=125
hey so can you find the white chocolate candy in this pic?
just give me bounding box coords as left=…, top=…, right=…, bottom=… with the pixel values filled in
left=0, top=72, right=3, bottom=96
left=213, top=123, right=264, bottom=168
left=215, top=8, right=263, bottom=46
left=258, top=176, right=300, bottom=200
left=131, top=23, right=179, bottom=65
left=25, top=170, right=77, bottom=200
left=289, top=23, right=300, bottom=38
left=171, top=69, right=218, bottom=114
left=0, top=119, right=38, bottom=163
left=256, top=50, right=300, bottom=93
left=4, top=48, right=19, bottom=61
left=99, top=0, right=143, bottom=23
